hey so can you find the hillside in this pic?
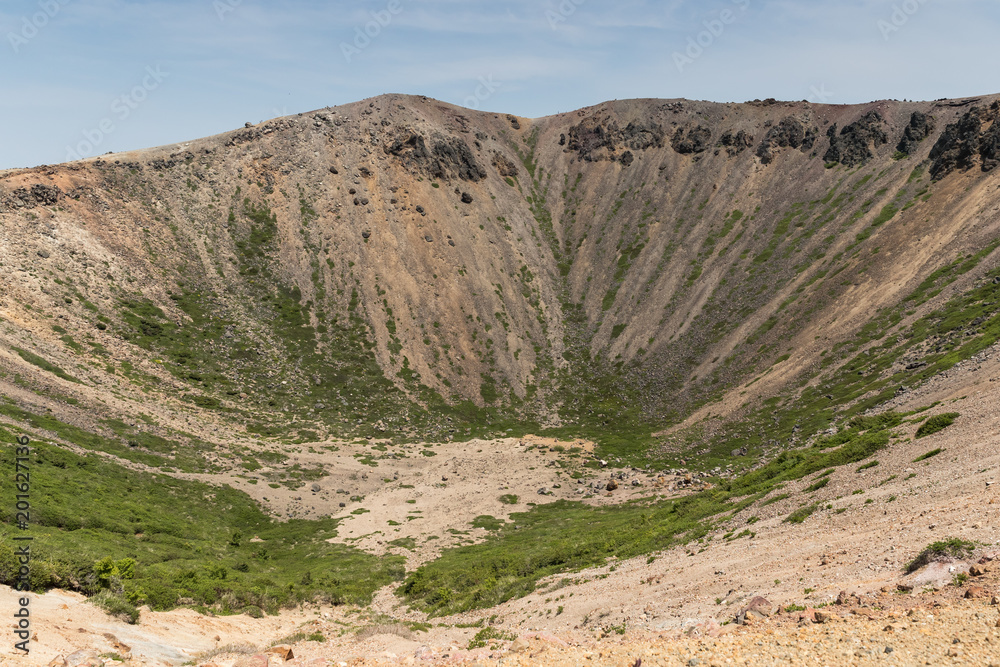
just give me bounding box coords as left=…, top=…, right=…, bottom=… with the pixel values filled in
left=2, top=93, right=1000, bottom=664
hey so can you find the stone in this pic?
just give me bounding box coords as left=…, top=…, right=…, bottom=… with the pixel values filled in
left=736, top=596, right=774, bottom=624
left=37, top=249, right=50, bottom=258
left=509, top=637, right=530, bottom=653
left=267, top=645, right=294, bottom=660
left=460, top=192, right=473, bottom=204
left=64, top=652, right=101, bottom=667
left=965, top=585, right=991, bottom=599
left=970, top=564, right=988, bottom=576
left=606, top=479, right=618, bottom=491
left=47, top=659, right=68, bottom=667
left=814, top=610, right=833, bottom=623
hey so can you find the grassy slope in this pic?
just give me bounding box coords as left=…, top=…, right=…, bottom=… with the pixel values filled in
left=0, top=424, right=403, bottom=616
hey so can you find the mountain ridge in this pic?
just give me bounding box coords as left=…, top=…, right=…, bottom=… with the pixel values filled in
left=2, top=92, right=1000, bottom=458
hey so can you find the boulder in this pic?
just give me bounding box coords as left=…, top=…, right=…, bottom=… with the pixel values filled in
left=735, top=596, right=773, bottom=624
left=267, top=645, right=294, bottom=660
left=965, top=585, right=991, bottom=599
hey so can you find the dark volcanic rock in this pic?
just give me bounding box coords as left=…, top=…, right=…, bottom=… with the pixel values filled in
left=671, top=125, right=712, bottom=155
left=7, top=183, right=62, bottom=209
left=755, top=117, right=817, bottom=164
left=384, top=130, right=486, bottom=182
left=718, top=129, right=754, bottom=156
left=896, top=111, right=936, bottom=155
left=567, top=116, right=664, bottom=162
left=823, top=111, right=888, bottom=167
left=929, top=103, right=1000, bottom=179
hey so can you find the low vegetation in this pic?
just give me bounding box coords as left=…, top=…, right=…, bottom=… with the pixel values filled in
left=0, top=429, right=403, bottom=615
left=905, top=538, right=976, bottom=573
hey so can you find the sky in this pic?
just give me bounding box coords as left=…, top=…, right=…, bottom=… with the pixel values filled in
left=1, top=0, right=998, bottom=169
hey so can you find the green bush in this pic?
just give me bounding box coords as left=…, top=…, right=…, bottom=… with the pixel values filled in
left=913, top=448, right=943, bottom=462
left=91, top=591, right=140, bottom=624
left=905, top=538, right=975, bottom=573
left=468, top=627, right=516, bottom=649
left=784, top=503, right=820, bottom=524
left=915, top=413, right=959, bottom=438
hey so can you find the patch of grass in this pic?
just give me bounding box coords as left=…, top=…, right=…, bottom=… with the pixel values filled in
left=915, top=413, right=959, bottom=438
left=389, top=537, right=417, bottom=551
left=499, top=494, right=519, bottom=505
left=905, top=538, right=975, bottom=573
left=467, top=627, right=516, bottom=649
left=11, top=347, right=81, bottom=384
left=913, top=448, right=943, bottom=462
left=856, top=461, right=879, bottom=472
left=784, top=503, right=821, bottom=524
left=804, top=478, right=829, bottom=492
left=471, top=515, right=505, bottom=531
left=91, top=591, right=140, bottom=624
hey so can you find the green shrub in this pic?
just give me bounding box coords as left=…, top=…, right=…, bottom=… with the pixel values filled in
left=805, top=478, right=829, bottom=492
left=468, top=627, right=516, bottom=649
left=905, top=538, right=975, bottom=573
left=913, top=448, right=943, bottom=462
left=91, top=591, right=140, bottom=624
left=915, top=413, right=959, bottom=438
left=784, top=503, right=820, bottom=524
left=499, top=494, right=519, bottom=505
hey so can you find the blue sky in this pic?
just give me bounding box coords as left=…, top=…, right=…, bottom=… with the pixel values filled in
left=2, top=0, right=998, bottom=169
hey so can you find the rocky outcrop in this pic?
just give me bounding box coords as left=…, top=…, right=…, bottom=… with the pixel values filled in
left=384, top=130, right=486, bottom=182
left=896, top=111, right=935, bottom=155
left=929, top=103, right=1000, bottom=180
left=566, top=116, right=665, bottom=162
left=4, top=183, right=62, bottom=209
left=671, top=125, right=712, bottom=155
left=718, top=129, right=754, bottom=156
left=823, top=111, right=888, bottom=166
left=492, top=151, right=518, bottom=178
left=755, top=117, right=817, bottom=164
